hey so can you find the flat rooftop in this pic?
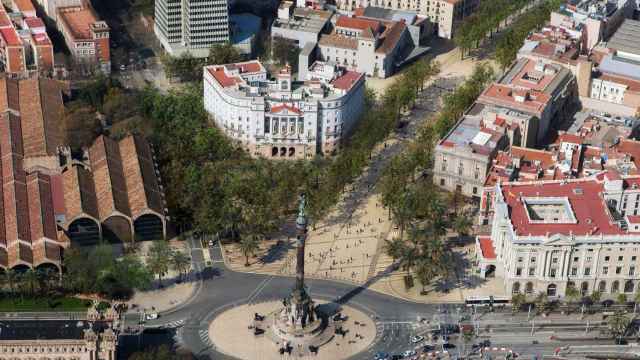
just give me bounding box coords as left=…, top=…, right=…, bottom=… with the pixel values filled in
left=273, top=8, right=331, bottom=34
left=57, top=6, right=100, bottom=40
left=438, top=103, right=506, bottom=157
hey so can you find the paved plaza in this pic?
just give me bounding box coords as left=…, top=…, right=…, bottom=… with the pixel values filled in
left=209, top=301, right=376, bottom=360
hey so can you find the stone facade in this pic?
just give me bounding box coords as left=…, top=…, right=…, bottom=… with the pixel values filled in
left=203, top=60, right=366, bottom=159
left=478, top=171, right=640, bottom=298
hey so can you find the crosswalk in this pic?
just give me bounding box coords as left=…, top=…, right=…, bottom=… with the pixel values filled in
left=199, top=329, right=213, bottom=347
left=162, top=319, right=185, bottom=328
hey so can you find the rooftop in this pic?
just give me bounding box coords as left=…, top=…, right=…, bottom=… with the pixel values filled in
left=356, top=6, right=419, bottom=24
left=57, top=6, right=101, bottom=40
left=606, top=18, right=640, bottom=56
left=12, top=0, right=36, bottom=13
left=273, top=7, right=332, bottom=34
left=597, top=54, right=640, bottom=82
left=438, top=103, right=507, bottom=157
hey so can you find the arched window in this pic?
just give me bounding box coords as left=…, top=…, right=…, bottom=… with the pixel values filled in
left=525, top=282, right=534, bottom=294
left=547, top=283, right=557, bottom=296
left=581, top=282, right=589, bottom=296
left=512, top=282, right=521, bottom=294
left=624, top=280, right=634, bottom=293
left=612, top=280, right=620, bottom=294
left=271, top=147, right=278, bottom=156
left=598, top=280, right=606, bottom=293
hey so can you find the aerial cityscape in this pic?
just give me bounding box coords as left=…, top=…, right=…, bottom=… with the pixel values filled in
left=0, top=0, right=640, bottom=359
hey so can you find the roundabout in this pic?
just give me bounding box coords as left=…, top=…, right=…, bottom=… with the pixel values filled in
left=208, top=300, right=376, bottom=360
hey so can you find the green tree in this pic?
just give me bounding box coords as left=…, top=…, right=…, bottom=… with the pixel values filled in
left=511, top=293, right=526, bottom=313
left=452, top=214, right=472, bottom=237
left=238, top=235, right=260, bottom=267
left=384, top=237, right=406, bottom=262
left=170, top=251, right=191, bottom=280
left=208, top=42, right=243, bottom=65
left=590, top=290, right=602, bottom=304
left=2, top=269, right=18, bottom=296
left=617, top=293, right=628, bottom=306
left=565, top=286, right=580, bottom=312
left=272, top=36, right=300, bottom=68
left=147, top=241, right=172, bottom=284
left=535, top=292, right=550, bottom=315
left=607, top=311, right=630, bottom=342
left=21, top=269, right=40, bottom=297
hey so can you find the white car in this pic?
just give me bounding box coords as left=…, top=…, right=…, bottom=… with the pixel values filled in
left=403, top=350, right=416, bottom=357
left=145, top=312, right=158, bottom=320
left=410, top=335, right=424, bottom=344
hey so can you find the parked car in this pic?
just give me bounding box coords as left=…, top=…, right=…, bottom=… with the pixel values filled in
left=145, top=312, right=158, bottom=320
left=402, top=350, right=416, bottom=357
left=410, top=335, right=424, bottom=344
left=374, top=352, right=389, bottom=360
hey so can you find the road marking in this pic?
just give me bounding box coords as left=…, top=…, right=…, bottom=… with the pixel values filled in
left=246, top=276, right=274, bottom=304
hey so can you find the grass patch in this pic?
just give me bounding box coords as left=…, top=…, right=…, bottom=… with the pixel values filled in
left=0, top=296, right=92, bottom=312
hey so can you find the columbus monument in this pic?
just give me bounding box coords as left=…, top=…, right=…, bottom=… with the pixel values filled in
left=262, top=194, right=336, bottom=354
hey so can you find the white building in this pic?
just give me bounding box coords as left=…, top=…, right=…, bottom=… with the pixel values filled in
left=203, top=60, right=366, bottom=159
left=477, top=170, right=640, bottom=299
left=154, top=0, right=230, bottom=58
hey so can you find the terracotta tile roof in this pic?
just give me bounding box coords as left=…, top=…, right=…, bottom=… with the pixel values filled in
left=13, top=0, right=36, bottom=13
left=0, top=27, right=21, bottom=46
left=318, top=33, right=358, bottom=50
left=207, top=67, right=241, bottom=88
left=478, top=84, right=550, bottom=116
left=335, top=15, right=382, bottom=33
left=57, top=6, right=98, bottom=40
left=598, top=74, right=640, bottom=92
left=270, top=104, right=302, bottom=115
left=375, top=21, right=406, bottom=55
left=332, top=70, right=364, bottom=90
left=24, top=17, right=45, bottom=29
left=62, top=165, right=99, bottom=222
left=478, top=236, right=496, bottom=259
left=89, top=136, right=132, bottom=219
left=500, top=174, right=626, bottom=237
left=119, top=136, right=164, bottom=219
left=18, top=78, right=64, bottom=158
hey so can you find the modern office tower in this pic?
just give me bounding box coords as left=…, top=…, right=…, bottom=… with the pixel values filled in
left=155, top=0, right=231, bottom=58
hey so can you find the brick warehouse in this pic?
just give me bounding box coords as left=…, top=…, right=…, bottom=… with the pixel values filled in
left=0, top=76, right=167, bottom=272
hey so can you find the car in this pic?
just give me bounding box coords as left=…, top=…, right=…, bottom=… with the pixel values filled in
left=403, top=350, right=416, bottom=357
left=410, top=335, right=424, bottom=344
left=374, top=352, right=389, bottom=360
left=120, top=65, right=126, bottom=71
left=422, top=345, right=434, bottom=352
left=443, top=343, right=456, bottom=350
left=145, top=312, right=158, bottom=320
left=390, top=355, right=403, bottom=360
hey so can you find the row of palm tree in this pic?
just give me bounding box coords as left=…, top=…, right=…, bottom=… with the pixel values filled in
left=0, top=267, right=60, bottom=298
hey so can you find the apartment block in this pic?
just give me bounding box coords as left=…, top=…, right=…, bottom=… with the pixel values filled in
left=56, top=5, right=110, bottom=74
left=154, top=0, right=230, bottom=58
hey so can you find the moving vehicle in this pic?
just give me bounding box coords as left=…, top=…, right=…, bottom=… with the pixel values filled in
left=464, top=296, right=510, bottom=307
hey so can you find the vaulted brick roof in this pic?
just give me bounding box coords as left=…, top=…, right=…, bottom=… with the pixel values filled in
left=119, top=135, right=163, bottom=219
left=62, top=165, right=99, bottom=222
left=89, top=136, right=132, bottom=219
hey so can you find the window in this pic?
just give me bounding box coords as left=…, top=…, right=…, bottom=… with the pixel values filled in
left=440, top=179, right=445, bottom=186
left=619, top=256, right=624, bottom=261
left=516, top=268, right=522, bottom=276
left=573, top=257, right=579, bottom=262
left=531, top=257, right=536, bottom=263
left=633, top=256, right=637, bottom=261
left=630, top=266, right=635, bottom=276
left=473, top=187, right=478, bottom=195
left=616, top=266, right=622, bottom=274
left=584, top=267, right=591, bottom=276
left=550, top=268, right=557, bottom=277
left=552, top=257, right=558, bottom=264
left=586, top=256, right=592, bottom=262
left=529, top=267, right=535, bottom=276
left=605, top=256, right=610, bottom=261
left=571, top=267, right=577, bottom=276
left=264, top=118, right=270, bottom=134
left=517, top=257, right=524, bottom=263
left=602, top=266, right=608, bottom=275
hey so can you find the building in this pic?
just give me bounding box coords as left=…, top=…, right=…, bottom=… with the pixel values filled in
left=586, top=19, right=640, bottom=116
left=335, top=0, right=480, bottom=39
left=203, top=60, right=365, bottom=159
left=154, top=0, right=230, bottom=58
left=353, top=6, right=434, bottom=46
left=478, top=58, right=577, bottom=146
left=0, top=4, right=54, bottom=74
left=33, top=0, right=82, bottom=22
left=0, top=310, right=118, bottom=360
left=432, top=103, right=524, bottom=198
left=0, top=76, right=167, bottom=272
left=555, top=0, right=635, bottom=51
left=56, top=5, right=110, bottom=74
left=314, top=15, right=414, bottom=78
left=477, top=170, right=640, bottom=299
left=271, top=3, right=333, bottom=49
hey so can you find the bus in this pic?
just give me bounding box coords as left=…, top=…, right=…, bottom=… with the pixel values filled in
left=464, top=296, right=510, bottom=307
